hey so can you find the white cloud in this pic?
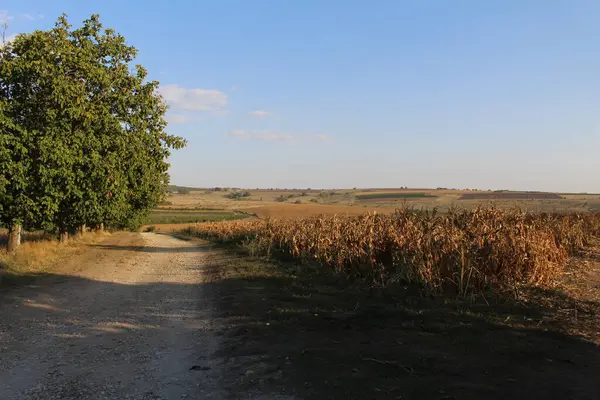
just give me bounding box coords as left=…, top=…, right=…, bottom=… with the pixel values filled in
left=229, top=130, right=330, bottom=144
left=256, top=132, right=295, bottom=142
left=16, top=13, right=43, bottom=21
left=158, top=84, right=228, bottom=112
left=5, top=33, right=16, bottom=42
left=165, top=114, right=192, bottom=124
left=248, top=110, right=269, bottom=118
left=0, top=11, right=14, bottom=23
left=230, top=130, right=250, bottom=137
left=1, top=33, right=16, bottom=47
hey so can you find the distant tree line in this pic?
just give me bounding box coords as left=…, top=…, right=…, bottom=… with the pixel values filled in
left=0, top=15, right=186, bottom=251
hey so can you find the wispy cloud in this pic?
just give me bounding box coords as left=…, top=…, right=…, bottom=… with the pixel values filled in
left=4, top=33, right=17, bottom=43
left=158, top=84, right=228, bottom=112
left=165, top=114, right=193, bottom=124
left=16, top=13, right=44, bottom=21
left=248, top=110, right=269, bottom=118
left=255, top=132, right=295, bottom=142
left=229, top=130, right=330, bottom=144
left=0, top=11, right=14, bottom=23
left=230, top=130, right=249, bottom=137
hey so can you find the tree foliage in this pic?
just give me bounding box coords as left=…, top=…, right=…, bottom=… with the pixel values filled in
left=0, top=14, right=186, bottom=247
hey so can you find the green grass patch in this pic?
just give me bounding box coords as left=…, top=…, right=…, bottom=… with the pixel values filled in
left=145, top=210, right=249, bottom=224
left=356, top=192, right=437, bottom=200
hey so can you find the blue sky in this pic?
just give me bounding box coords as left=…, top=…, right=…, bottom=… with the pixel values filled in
left=3, top=1, right=600, bottom=191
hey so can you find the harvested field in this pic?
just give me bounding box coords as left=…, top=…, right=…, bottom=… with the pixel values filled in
left=356, top=192, right=437, bottom=201
left=146, top=209, right=248, bottom=224
left=460, top=192, right=563, bottom=200
left=239, top=204, right=395, bottom=219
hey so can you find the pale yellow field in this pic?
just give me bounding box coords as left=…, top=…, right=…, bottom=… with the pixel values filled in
left=239, top=203, right=396, bottom=219
left=162, top=188, right=600, bottom=219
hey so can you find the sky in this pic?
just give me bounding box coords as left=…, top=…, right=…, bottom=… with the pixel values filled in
left=3, top=1, right=600, bottom=192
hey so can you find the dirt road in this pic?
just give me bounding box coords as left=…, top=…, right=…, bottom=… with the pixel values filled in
left=0, top=232, right=224, bottom=399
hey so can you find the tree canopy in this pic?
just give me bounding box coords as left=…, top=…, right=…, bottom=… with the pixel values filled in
left=0, top=14, right=186, bottom=250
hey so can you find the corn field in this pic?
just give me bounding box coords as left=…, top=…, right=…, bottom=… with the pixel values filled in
left=183, top=208, right=600, bottom=293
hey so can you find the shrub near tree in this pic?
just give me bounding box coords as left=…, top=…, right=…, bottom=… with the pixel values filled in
left=0, top=14, right=186, bottom=251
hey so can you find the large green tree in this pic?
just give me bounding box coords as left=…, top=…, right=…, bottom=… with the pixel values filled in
left=0, top=14, right=185, bottom=250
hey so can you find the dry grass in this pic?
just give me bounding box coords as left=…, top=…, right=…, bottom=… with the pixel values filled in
left=0, top=231, right=108, bottom=282
left=183, top=208, right=600, bottom=294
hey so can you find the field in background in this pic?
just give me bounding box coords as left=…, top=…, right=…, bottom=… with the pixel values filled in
left=162, top=188, right=600, bottom=219
left=356, top=192, right=438, bottom=200
left=459, top=192, right=563, bottom=200
left=239, top=204, right=396, bottom=219
left=146, top=209, right=249, bottom=224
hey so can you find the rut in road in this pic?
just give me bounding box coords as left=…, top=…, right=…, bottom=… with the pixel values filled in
left=0, top=232, right=224, bottom=399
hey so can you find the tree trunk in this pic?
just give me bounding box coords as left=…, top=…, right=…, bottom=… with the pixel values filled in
left=7, top=224, right=22, bottom=252
left=59, top=230, right=69, bottom=243
left=99, top=223, right=104, bottom=232
left=80, top=224, right=86, bottom=235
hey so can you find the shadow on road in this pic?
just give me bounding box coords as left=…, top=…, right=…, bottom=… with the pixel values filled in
left=1, top=243, right=599, bottom=399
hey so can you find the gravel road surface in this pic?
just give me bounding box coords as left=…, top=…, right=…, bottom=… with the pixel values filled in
left=0, top=232, right=224, bottom=399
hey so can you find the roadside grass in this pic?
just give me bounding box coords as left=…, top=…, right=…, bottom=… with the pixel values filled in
left=0, top=231, right=107, bottom=287
left=198, top=239, right=600, bottom=399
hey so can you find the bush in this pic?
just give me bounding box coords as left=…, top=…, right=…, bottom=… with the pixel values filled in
left=145, top=225, right=155, bottom=232
left=225, top=191, right=251, bottom=200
